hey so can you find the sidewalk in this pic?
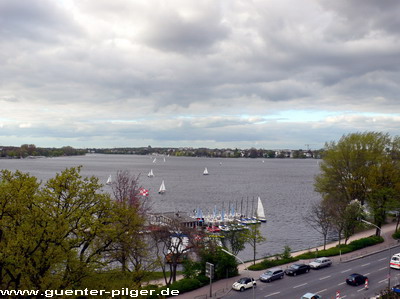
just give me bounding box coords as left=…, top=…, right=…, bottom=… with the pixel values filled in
left=174, top=222, right=400, bottom=299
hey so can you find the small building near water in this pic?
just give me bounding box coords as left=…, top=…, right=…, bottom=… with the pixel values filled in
left=148, top=211, right=200, bottom=228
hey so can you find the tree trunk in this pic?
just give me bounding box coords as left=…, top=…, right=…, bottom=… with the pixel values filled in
left=396, top=213, right=400, bottom=232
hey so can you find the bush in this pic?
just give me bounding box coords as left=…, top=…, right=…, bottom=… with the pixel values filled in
left=392, top=230, right=400, bottom=240
left=248, top=257, right=298, bottom=271
left=348, top=235, right=383, bottom=250
left=167, top=278, right=203, bottom=293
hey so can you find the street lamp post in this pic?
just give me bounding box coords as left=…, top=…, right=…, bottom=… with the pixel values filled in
left=221, top=248, right=255, bottom=299
left=359, top=219, right=391, bottom=288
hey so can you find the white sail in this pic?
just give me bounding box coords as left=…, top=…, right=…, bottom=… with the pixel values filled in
left=256, top=197, right=266, bottom=222
left=159, top=180, right=166, bottom=194
left=106, top=175, right=112, bottom=185
left=148, top=169, right=154, bottom=177
left=203, top=167, right=209, bottom=175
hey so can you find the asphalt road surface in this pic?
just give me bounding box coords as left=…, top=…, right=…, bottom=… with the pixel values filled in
left=224, top=248, right=400, bottom=298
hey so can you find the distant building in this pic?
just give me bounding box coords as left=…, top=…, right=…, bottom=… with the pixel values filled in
left=148, top=211, right=199, bottom=228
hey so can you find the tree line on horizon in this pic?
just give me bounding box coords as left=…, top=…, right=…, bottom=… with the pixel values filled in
left=1, top=144, right=324, bottom=159
left=0, top=144, right=86, bottom=158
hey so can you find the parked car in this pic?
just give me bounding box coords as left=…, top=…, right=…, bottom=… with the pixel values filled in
left=346, top=273, right=368, bottom=286
left=301, top=293, right=322, bottom=299
left=285, top=263, right=311, bottom=276
left=232, top=277, right=256, bottom=292
left=259, top=268, right=284, bottom=282
left=309, top=257, right=332, bottom=269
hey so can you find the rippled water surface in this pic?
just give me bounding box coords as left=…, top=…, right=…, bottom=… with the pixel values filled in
left=0, top=154, right=325, bottom=260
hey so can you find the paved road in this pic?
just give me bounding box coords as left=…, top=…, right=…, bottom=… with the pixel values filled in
left=223, top=247, right=400, bottom=298
left=172, top=222, right=399, bottom=299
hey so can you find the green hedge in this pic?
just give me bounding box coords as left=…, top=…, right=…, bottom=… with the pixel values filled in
left=248, top=257, right=298, bottom=271
left=392, top=230, right=400, bottom=240
left=162, top=278, right=203, bottom=294
left=250, top=235, right=384, bottom=271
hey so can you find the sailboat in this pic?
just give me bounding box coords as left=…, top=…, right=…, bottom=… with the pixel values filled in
left=148, top=169, right=154, bottom=178
left=106, top=175, right=112, bottom=185
left=158, top=180, right=166, bottom=194
left=203, top=167, right=209, bottom=175
left=256, top=196, right=267, bottom=222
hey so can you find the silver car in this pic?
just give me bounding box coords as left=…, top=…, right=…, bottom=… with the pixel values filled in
left=259, top=268, right=284, bottom=282
left=309, top=257, right=332, bottom=269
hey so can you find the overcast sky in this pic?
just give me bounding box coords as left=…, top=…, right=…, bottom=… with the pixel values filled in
left=1, top=0, right=400, bottom=150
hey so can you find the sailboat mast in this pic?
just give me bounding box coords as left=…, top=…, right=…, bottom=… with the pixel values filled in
left=246, top=197, right=249, bottom=218
left=251, top=196, right=254, bottom=218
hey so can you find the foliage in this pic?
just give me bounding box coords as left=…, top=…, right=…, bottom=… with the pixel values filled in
left=248, top=257, right=298, bottom=271
left=249, top=235, right=383, bottom=270
left=199, top=247, right=238, bottom=280
left=0, top=144, right=85, bottom=158
left=280, top=245, right=292, bottom=260
left=315, top=132, right=400, bottom=237
left=392, top=230, right=400, bottom=240
left=296, top=235, right=383, bottom=259
left=221, top=229, right=247, bottom=255
left=167, top=278, right=203, bottom=293
left=0, top=167, right=148, bottom=292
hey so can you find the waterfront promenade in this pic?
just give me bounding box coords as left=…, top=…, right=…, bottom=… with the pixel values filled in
left=174, top=222, right=400, bottom=299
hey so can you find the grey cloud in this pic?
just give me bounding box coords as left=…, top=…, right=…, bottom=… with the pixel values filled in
left=320, top=0, right=400, bottom=40
left=0, top=0, right=80, bottom=42
left=142, top=6, right=230, bottom=53
left=2, top=0, right=400, bottom=149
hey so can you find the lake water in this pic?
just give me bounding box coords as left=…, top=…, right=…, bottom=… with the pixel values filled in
left=0, top=154, right=325, bottom=261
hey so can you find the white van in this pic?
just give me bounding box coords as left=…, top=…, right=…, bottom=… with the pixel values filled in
left=390, top=253, right=400, bottom=269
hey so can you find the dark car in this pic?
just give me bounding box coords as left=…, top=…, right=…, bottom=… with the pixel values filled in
left=346, top=273, right=368, bottom=286
left=259, top=268, right=284, bottom=282
left=284, top=263, right=310, bottom=276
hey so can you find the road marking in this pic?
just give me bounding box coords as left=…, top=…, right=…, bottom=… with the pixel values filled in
left=293, top=283, right=308, bottom=288
left=365, top=272, right=370, bottom=276
left=319, top=276, right=331, bottom=280
left=361, top=263, right=370, bottom=267
left=378, top=267, right=387, bottom=271
left=379, top=279, right=387, bottom=283
left=316, top=288, right=327, bottom=294
left=341, top=269, right=352, bottom=273
left=379, top=257, right=387, bottom=261
left=338, top=282, right=346, bottom=286
left=264, top=292, right=280, bottom=297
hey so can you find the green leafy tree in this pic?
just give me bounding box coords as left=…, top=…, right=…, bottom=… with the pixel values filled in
left=0, top=166, right=151, bottom=292
left=222, top=230, right=247, bottom=255
left=315, top=132, right=400, bottom=236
